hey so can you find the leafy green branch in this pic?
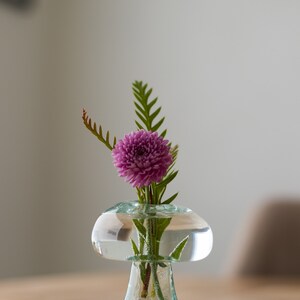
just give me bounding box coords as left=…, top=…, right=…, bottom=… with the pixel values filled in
left=132, top=81, right=179, bottom=204
left=156, top=144, right=180, bottom=204
left=82, top=109, right=117, bottom=151
left=133, top=81, right=167, bottom=137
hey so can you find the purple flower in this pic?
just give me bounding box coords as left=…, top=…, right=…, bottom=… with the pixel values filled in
left=112, top=130, right=173, bottom=188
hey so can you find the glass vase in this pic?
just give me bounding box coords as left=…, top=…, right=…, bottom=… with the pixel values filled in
left=92, top=201, right=213, bottom=299
left=125, top=260, right=177, bottom=300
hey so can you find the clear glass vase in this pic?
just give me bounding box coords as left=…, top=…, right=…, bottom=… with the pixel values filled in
left=125, top=260, right=177, bottom=300
left=92, top=201, right=213, bottom=299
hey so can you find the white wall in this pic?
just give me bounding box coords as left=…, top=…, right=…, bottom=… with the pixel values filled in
left=1, top=0, right=300, bottom=278
left=0, top=0, right=51, bottom=277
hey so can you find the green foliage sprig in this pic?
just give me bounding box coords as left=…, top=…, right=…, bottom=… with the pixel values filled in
left=133, top=81, right=179, bottom=205
left=82, top=109, right=116, bottom=151
left=133, top=80, right=167, bottom=137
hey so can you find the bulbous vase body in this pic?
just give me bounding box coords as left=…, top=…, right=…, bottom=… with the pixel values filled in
left=91, top=201, right=213, bottom=299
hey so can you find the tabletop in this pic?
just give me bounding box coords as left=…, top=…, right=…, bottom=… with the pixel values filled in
left=0, top=273, right=299, bottom=300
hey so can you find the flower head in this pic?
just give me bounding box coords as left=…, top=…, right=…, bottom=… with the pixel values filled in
left=112, top=130, right=173, bottom=188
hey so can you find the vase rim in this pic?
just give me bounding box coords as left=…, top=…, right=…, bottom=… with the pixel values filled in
left=104, top=200, right=193, bottom=217
left=128, top=254, right=177, bottom=263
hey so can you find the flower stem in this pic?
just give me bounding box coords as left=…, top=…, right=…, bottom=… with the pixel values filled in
left=151, top=262, right=165, bottom=300
left=141, top=263, right=151, bottom=298
left=139, top=185, right=165, bottom=299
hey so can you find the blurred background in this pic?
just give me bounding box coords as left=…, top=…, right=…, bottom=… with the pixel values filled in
left=1, top=0, right=300, bottom=279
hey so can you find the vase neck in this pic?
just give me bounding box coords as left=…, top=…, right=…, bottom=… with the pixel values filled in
left=125, top=261, right=178, bottom=300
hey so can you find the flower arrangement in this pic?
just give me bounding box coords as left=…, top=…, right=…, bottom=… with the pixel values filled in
left=82, top=81, right=188, bottom=299
left=82, top=81, right=179, bottom=205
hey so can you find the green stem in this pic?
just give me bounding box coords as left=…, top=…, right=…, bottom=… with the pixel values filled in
left=151, top=262, right=165, bottom=300
left=151, top=183, right=157, bottom=204
left=146, top=218, right=164, bottom=298
left=139, top=185, right=165, bottom=299
left=141, top=263, right=151, bottom=298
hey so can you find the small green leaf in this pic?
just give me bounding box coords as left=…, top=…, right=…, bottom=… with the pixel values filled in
left=158, top=185, right=167, bottom=203
left=132, top=87, right=140, bottom=94
left=171, top=144, right=179, bottom=156
left=139, top=262, right=147, bottom=285
left=162, top=192, right=179, bottom=204
left=160, top=129, right=167, bottom=138
left=148, top=97, right=158, bottom=110
left=106, top=130, right=110, bottom=143
left=142, top=83, right=148, bottom=93
left=135, top=121, right=144, bottom=130
left=130, top=238, right=139, bottom=256
left=133, top=92, right=143, bottom=103
left=170, top=235, right=189, bottom=261
left=145, top=88, right=152, bottom=101
left=156, top=170, right=179, bottom=189
left=134, top=101, right=145, bottom=115
left=156, top=218, right=172, bottom=240
left=152, top=117, right=165, bottom=132
left=136, top=188, right=143, bottom=203
left=135, top=110, right=149, bottom=128
left=132, top=219, right=146, bottom=239
left=149, top=107, right=162, bottom=122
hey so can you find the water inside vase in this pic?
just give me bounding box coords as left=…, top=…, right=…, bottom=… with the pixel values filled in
left=92, top=201, right=213, bottom=262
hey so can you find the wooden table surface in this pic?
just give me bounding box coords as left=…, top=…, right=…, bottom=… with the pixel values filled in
left=0, top=273, right=299, bottom=300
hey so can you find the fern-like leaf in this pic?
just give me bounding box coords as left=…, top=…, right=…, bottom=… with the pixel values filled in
left=132, top=81, right=179, bottom=202
left=132, top=81, right=166, bottom=134
left=167, top=144, right=179, bottom=172
left=82, top=109, right=116, bottom=151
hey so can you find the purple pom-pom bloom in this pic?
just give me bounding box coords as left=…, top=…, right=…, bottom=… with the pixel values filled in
left=112, top=130, right=173, bottom=188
